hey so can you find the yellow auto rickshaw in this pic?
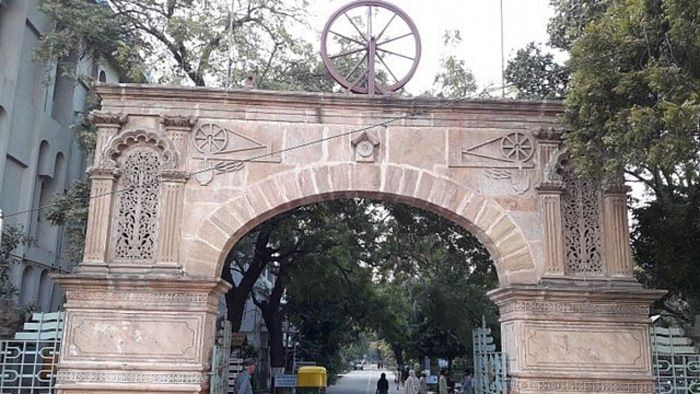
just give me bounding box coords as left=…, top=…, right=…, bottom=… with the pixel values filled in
left=296, top=366, right=327, bottom=393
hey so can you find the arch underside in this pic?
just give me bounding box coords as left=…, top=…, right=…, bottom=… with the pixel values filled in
left=186, top=162, right=538, bottom=286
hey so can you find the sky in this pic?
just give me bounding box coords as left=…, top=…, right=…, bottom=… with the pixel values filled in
left=304, top=0, right=560, bottom=95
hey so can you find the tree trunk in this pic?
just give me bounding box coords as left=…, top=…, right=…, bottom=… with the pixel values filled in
left=222, top=227, right=273, bottom=331
left=264, top=307, right=286, bottom=369
left=392, top=344, right=405, bottom=367
left=259, top=267, right=289, bottom=370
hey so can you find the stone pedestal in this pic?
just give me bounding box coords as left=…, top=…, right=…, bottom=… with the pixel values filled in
left=490, top=284, right=665, bottom=394
left=53, top=274, right=230, bottom=393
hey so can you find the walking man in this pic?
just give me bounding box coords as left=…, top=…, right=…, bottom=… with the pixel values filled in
left=233, top=358, right=256, bottom=394
left=376, top=372, right=389, bottom=394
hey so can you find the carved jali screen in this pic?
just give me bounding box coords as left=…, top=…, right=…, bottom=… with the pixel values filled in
left=561, top=165, right=603, bottom=274
left=113, top=148, right=162, bottom=261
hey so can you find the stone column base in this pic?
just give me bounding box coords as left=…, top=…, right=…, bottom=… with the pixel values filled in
left=489, top=284, right=665, bottom=394
left=53, top=274, right=230, bottom=393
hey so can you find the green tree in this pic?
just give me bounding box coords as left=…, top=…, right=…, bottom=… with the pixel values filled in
left=428, top=30, right=477, bottom=98
left=228, top=199, right=380, bottom=371
left=0, top=225, right=33, bottom=301
left=45, top=180, right=90, bottom=265
left=374, top=202, right=499, bottom=365
left=38, top=0, right=311, bottom=87
left=504, top=42, right=568, bottom=100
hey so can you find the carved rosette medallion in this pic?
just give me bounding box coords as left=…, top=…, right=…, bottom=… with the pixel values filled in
left=351, top=131, right=380, bottom=162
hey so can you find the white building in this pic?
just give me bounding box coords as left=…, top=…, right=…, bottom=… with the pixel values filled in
left=0, top=0, right=122, bottom=315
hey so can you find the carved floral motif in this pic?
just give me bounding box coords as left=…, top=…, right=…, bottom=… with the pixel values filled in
left=57, top=371, right=208, bottom=384
left=510, top=379, right=653, bottom=392
left=160, top=115, right=197, bottom=129
left=561, top=165, right=603, bottom=274
left=67, top=291, right=210, bottom=304
left=113, top=148, right=161, bottom=261
left=499, top=300, right=649, bottom=315
left=103, top=129, right=179, bottom=169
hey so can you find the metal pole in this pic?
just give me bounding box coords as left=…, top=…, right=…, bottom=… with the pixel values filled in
left=499, top=0, right=505, bottom=97
left=0, top=209, right=4, bottom=247
left=226, top=0, right=235, bottom=88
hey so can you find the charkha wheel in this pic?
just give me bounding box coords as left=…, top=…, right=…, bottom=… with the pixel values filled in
left=321, top=0, right=421, bottom=95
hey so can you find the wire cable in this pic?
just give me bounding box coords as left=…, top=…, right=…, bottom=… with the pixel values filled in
left=1, top=82, right=519, bottom=220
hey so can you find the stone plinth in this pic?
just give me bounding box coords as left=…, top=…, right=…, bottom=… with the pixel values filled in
left=490, top=284, right=665, bottom=394
left=53, top=274, right=230, bottom=393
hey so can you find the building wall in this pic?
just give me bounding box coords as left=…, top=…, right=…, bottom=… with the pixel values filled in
left=0, top=0, right=121, bottom=313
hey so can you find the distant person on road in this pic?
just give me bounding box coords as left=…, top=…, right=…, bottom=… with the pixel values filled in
left=460, top=370, right=473, bottom=393
left=233, top=358, right=256, bottom=394
left=376, top=372, right=389, bottom=394
left=404, top=370, right=420, bottom=394
left=439, top=370, right=449, bottom=394
left=418, top=372, right=428, bottom=394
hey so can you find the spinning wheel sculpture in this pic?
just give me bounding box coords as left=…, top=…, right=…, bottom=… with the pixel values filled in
left=321, top=0, right=421, bottom=95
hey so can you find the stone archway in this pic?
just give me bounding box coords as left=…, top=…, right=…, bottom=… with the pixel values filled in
left=187, top=163, right=536, bottom=285
left=54, top=85, right=664, bottom=394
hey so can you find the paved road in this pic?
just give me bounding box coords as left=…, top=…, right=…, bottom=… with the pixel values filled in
left=327, top=369, right=403, bottom=394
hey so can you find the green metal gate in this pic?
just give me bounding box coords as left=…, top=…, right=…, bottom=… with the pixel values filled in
left=472, top=319, right=507, bottom=394
left=210, top=319, right=232, bottom=394
left=0, top=312, right=63, bottom=393
left=651, top=325, right=700, bottom=393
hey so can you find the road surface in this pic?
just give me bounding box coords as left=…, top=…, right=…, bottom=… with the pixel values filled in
left=327, top=368, right=403, bottom=394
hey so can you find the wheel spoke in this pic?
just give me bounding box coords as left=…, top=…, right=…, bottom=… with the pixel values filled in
left=329, top=30, right=365, bottom=46
left=376, top=52, right=399, bottom=84
left=330, top=47, right=366, bottom=60
left=377, top=32, right=413, bottom=47
left=376, top=13, right=397, bottom=41
left=344, top=12, right=368, bottom=42
left=376, top=47, right=414, bottom=61
left=344, top=52, right=368, bottom=81
left=348, top=69, right=369, bottom=92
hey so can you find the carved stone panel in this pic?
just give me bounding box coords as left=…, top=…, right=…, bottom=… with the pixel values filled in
left=190, top=122, right=281, bottom=185
left=448, top=129, right=536, bottom=169
left=65, top=312, right=201, bottom=362
left=112, top=148, right=162, bottom=262
left=561, top=165, right=603, bottom=274
left=523, top=323, right=650, bottom=373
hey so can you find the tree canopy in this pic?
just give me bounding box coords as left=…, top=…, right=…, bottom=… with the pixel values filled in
left=506, top=0, right=700, bottom=323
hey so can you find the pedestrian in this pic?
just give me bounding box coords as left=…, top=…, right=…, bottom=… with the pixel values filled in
left=233, top=358, right=256, bottom=394
left=460, top=370, right=473, bottom=393
left=418, top=372, right=428, bottom=394
left=376, top=372, right=389, bottom=394
left=439, top=370, right=449, bottom=394
left=404, top=370, right=420, bottom=394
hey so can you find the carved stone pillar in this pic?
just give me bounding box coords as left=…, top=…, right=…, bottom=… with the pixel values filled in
left=534, top=129, right=566, bottom=278
left=89, top=112, right=128, bottom=166
left=602, top=182, right=634, bottom=278
left=156, top=170, right=188, bottom=273
left=491, top=285, right=664, bottom=394
left=161, top=116, right=196, bottom=171
left=53, top=274, right=230, bottom=394
left=538, top=184, right=566, bottom=277
left=79, top=167, right=118, bottom=273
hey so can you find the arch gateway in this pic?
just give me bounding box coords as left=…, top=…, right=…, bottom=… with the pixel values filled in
left=54, top=84, right=664, bottom=393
